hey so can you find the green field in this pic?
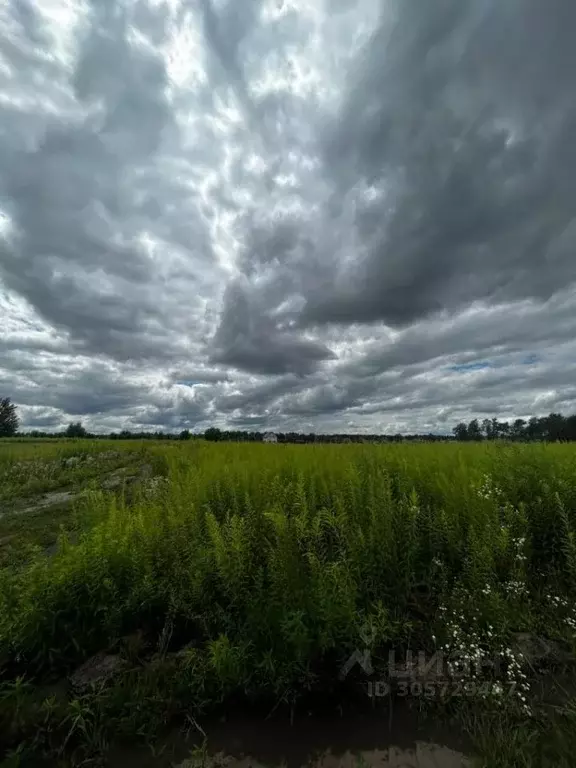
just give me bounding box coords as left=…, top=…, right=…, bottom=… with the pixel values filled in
left=1, top=440, right=575, bottom=766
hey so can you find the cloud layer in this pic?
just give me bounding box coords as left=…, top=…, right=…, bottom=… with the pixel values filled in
left=1, top=0, right=575, bottom=434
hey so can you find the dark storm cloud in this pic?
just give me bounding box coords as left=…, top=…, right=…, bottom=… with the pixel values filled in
left=296, top=0, right=576, bottom=327
left=210, top=281, right=336, bottom=375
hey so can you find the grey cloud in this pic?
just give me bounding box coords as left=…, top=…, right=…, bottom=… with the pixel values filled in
left=6, top=362, right=145, bottom=416
left=216, top=374, right=306, bottom=413
left=277, top=354, right=576, bottom=428
left=281, top=378, right=378, bottom=417
left=2, top=0, right=576, bottom=434
left=1, top=347, right=217, bottom=431
left=210, top=281, right=336, bottom=375
left=170, top=368, right=230, bottom=385
left=349, top=292, right=576, bottom=378
left=136, top=402, right=208, bottom=430
left=0, top=0, right=212, bottom=362
left=295, top=0, right=576, bottom=326
left=269, top=298, right=576, bottom=427
left=198, top=0, right=261, bottom=112
left=18, top=406, right=66, bottom=430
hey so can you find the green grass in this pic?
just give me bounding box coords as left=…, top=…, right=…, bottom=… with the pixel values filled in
left=0, top=440, right=575, bottom=766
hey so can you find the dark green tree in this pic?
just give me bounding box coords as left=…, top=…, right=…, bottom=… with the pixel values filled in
left=544, top=413, right=566, bottom=442
left=453, top=422, right=469, bottom=441
left=0, top=397, right=19, bottom=437
left=179, top=429, right=191, bottom=440
left=467, top=418, right=483, bottom=441
left=526, top=417, right=542, bottom=441
left=65, top=421, right=87, bottom=438
left=511, top=418, right=527, bottom=441
left=204, top=427, right=222, bottom=442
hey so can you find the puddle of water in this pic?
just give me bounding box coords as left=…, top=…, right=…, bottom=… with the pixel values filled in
left=109, top=701, right=471, bottom=768
left=178, top=744, right=469, bottom=768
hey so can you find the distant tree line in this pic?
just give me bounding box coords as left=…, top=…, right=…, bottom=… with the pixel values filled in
left=3, top=397, right=576, bottom=443
left=202, top=427, right=445, bottom=443
left=452, top=414, right=576, bottom=442
left=16, top=424, right=196, bottom=441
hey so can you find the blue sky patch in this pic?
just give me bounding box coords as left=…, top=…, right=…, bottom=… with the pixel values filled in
left=449, top=361, right=493, bottom=373
left=521, top=354, right=541, bottom=365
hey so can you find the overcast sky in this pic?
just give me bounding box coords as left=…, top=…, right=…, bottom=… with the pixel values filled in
left=1, top=0, right=576, bottom=435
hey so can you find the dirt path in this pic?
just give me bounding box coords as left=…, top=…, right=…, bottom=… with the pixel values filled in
left=0, top=461, right=155, bottom=521
left=0, top=457, right=161, bottom=565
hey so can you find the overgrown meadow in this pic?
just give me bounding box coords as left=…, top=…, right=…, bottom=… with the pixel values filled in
left=1, top=440, right=576, bottom=766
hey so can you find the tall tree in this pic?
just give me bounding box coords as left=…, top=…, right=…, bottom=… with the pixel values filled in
left=467, top=418, right=483, bottom=441
left=511, top=418, right=527, bottom=441
left=0, top=397, right=19, bottom=437
left=65, top=422, right=87, bottom=438
left=544, top=412, right=566, bottom=442
left=453, top=422, right=469, bottom=441
left=526, top=417, right=542, bottom=441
